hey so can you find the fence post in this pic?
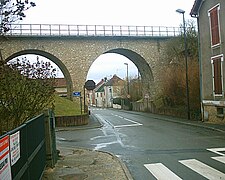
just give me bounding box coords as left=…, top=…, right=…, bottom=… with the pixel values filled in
left=44, top=109, right=57, bottom=168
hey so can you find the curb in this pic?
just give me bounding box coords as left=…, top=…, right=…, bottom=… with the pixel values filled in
left=97, top=150, right=134, bottom=180
left=150, top=115, right=225, bottom=133
left=55, top=113, right=103, bottom=132
left=117, top=109, right=225, bottom=133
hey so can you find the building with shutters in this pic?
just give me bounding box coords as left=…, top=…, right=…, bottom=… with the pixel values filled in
left=191, top=0, right=225, bottom=121
left=87, top=75, right=125, bottom=108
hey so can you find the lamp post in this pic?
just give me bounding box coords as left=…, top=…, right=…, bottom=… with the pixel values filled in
left=176, top=9, right=190, bottom=120
left=124, top=63, right=129, bottom=96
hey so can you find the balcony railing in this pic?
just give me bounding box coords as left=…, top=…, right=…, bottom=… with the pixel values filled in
left=4, top=24, right=182, bottom=37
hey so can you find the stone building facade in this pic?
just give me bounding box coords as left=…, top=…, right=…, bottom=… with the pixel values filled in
left=191, top=0, right=225, bottom=122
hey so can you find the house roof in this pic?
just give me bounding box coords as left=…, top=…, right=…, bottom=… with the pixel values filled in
left=95, top=83, right=105, bottom=92
left=96, top=84, right=105, bottom=92
left=105, top=75, right=123, bottom=86
left=54, top=78, right=67, bottom=87
left=190, top=0, right=203, bottom=17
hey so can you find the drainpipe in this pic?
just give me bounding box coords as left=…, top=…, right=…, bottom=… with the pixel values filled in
left=191, top=15, right=203, bottom=121
left=196, top=17, right=204, bottom=121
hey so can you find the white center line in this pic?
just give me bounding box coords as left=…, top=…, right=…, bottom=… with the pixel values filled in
left=110, top=113, right=143, bottom=128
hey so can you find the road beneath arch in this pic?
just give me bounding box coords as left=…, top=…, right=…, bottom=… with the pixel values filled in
left=56, top=108, right=225, bottom=179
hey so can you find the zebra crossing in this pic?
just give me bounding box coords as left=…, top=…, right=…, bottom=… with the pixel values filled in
left=144, top=147, right=225, bottom=179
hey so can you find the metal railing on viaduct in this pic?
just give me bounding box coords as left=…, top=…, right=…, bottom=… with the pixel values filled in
left=5, top=24, right=182, bottom=37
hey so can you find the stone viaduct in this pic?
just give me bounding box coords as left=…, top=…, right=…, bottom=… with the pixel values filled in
left=1, top=24, right=180, bottom=101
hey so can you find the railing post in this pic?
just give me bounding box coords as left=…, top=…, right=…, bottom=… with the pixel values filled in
left=128, top=26, right=130, bottom=36
left=49, top=25, right=51, bottom=36
left=40, top=24, right=42, bottom=36
left=20, top=24, right=22, bottom=35
left=136, top=26, right=138, bottom=36
left=86, top=25, right=88, bottom=36
left=30, top=24, right=32, bottom=35
left=68, top=25, right=70, bottom=36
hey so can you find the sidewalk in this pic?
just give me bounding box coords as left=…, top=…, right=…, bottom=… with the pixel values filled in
left=42, top=115, right=133, bottom=180
left=42, top=147, right=132, bottom=180
left=42, top=111, right=225, bottom=180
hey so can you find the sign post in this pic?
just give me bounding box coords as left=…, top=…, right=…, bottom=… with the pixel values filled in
left=73, top=91, right=82, bottom=114
left=84, top=80, right=96, bottom=114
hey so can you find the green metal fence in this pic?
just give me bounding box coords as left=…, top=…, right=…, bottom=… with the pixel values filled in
left=0, top=114, right=46, bottom=179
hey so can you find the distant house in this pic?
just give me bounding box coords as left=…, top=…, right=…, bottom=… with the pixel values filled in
left=190, top=0, right=225, bottom=121
left=104, top=75, right=124, bottom=108
left=88, top=75, right=125, bottom=108
left=54, top=78, right=67, bottom=97
left=94, top=82, right=105, bottom=107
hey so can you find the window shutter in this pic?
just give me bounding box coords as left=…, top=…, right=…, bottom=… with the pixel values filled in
left=213, top=57, right=222, bottom=95
left=209, top=5, right=220, bottom=46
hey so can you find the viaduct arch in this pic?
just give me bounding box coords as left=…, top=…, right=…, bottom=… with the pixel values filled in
left=1, top=35, right=171, bottom=101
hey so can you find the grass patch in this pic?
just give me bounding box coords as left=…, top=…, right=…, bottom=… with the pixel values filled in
left=53, top=95, right=81, bottom=116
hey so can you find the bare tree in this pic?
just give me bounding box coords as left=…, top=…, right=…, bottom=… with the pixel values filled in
left=0, top=0, right=36, bottom=34
left=156, top=20, right=200, bottom=117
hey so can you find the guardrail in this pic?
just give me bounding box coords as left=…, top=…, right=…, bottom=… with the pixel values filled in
left=4, top=24, right=182, bottom=37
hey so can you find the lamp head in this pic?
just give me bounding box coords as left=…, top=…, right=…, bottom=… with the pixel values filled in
left=176, top=9, right=185, bottom=14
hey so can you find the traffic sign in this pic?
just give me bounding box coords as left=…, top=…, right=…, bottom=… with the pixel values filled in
left=85, top=80, right=96, bottom=90
left=73, top=91, right=81, bottom=97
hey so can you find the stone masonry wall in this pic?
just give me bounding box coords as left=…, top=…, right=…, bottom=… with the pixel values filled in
left=1, top=36, right=171, bottom=101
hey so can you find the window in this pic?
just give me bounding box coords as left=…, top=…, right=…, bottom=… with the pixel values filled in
left=208, top=4, right=221, bottom=47
left=211, top=54, right=223, bottom=96
left=217, top=107, right=224, bottom=117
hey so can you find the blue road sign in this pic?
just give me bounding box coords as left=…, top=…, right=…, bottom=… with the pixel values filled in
left=73, top=91, right=81, bottom=97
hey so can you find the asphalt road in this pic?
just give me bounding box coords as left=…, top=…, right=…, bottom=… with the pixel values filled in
left=56, top=108, right=225, bottom=180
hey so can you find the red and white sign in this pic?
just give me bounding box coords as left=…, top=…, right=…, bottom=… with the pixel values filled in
left=10, top=131, right=20, bottom=166
left=0, top=135, right=12, bottom=180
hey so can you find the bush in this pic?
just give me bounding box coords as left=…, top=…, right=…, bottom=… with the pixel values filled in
left=0, top=57, right=56, bottom=135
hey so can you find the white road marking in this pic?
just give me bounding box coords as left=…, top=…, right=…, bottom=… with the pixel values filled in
left=144, top=163, right=182, bottom=180
left=110, top=113, right=143, bottom=128
left=207, top=147, right=225, bottom=156
left=212, top=156, right=225, bottom=164
left=57, top=137, right=66, bottom=141
left=124, top=118, right=142, bottom=125
left=114, top=124, right=142, bottom=128
left=179, top=159, right=225, bottom=180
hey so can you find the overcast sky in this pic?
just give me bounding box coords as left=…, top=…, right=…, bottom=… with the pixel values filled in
left=22, top=0, right=196, bottom=83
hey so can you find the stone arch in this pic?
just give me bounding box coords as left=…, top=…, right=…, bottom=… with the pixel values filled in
left=104, top=48, right=154, bottom=98
left=5, top=49, right=73, bottom=99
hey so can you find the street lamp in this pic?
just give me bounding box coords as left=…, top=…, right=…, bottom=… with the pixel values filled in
left=124, top=63, right=129, bottom=95
left=176, top=8, right=190, bottom=120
